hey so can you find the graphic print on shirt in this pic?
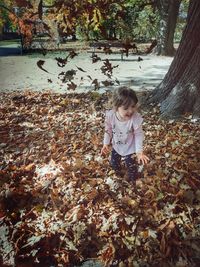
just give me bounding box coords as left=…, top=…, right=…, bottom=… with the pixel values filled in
left=112, top=123, right=134, bottom=145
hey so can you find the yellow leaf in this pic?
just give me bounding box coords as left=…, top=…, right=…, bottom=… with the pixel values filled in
left=122, top=197, right=137, bottom=208
left=73, top=143, right=78, bottom=150
left=141, top=230, right=149, bottom=239
left=59, top=99, right=68, bottom=106
left=108, top=170, right=115, bottom=175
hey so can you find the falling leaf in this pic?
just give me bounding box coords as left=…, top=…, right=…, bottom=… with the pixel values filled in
left=67, top=82, right=77, bottom=91
left=100, top=59, right=118, bottom=78
left=37, top=60, right=49, bottom=73
left=76, top=66, right=87, bottom=72
left=58, top=70, right=77, bottom=83
left=92, top=54, right=101, bottom=63
left=87, top=75, right=92, bottom=80
left=101, top=80, right=114, bottom=87
left=55, top=57, right=68, bottom=67
left=68, top=50, right=78, bottom=59
left=92, top=78, right=100, bottom=90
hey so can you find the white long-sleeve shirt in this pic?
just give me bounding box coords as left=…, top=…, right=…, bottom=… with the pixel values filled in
left=103, top=110, right=144, bottom=156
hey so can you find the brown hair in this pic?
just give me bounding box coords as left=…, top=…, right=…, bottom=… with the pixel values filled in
left=112, top=87, right=138, bottom=110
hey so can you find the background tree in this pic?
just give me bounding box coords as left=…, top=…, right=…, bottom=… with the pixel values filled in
left=114, top=0, right=184, bottom=55
left=155, top=0, right=182, bottom=56
left=0, top=0, right=15, bottom=37
left=103, top=0, right=159, bottom=42
left=54, top=0, right=125, bottom=41
left=147, top=0, right=200, bottom=118
left=2, top=0, right=187, bottom=51
left=132, top=4, right=159, bottom=42
left=174, top=0, right=189, bottom=42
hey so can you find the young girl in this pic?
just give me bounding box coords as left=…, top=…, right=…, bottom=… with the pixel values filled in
left=101, top=87, right=149, bottom=180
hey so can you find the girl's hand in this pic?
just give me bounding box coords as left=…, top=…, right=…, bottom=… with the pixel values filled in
left=101, top=144, right=110, bottom=155
left=136, top=152, right=149, bottom=165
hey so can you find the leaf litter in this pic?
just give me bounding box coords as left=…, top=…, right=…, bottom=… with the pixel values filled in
left=0, top=90, right=200, bottom=267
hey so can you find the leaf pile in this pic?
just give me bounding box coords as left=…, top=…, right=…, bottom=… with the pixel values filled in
left=0, top=91, right=200, bottom=267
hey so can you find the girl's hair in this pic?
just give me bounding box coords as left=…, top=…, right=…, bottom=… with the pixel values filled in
left=112, top=87, right=138, bottom=109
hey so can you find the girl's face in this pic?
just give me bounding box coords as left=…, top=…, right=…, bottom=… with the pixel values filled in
left=117, top=104, right=137, bottom=120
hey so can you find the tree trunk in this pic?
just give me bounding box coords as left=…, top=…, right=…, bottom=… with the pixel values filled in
left=147, top=0, right=200, bottom=119
left=160, top=44, right=200, bottom=118
left=156, top=0, right=181, bottom=56
left=0, top=25, right=3, bottom=40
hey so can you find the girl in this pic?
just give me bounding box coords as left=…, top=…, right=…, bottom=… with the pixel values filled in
left=101, top=87, right=149, bottom=180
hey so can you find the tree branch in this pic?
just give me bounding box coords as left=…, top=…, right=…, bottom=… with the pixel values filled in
left=0, top=4, right=18, bottom=17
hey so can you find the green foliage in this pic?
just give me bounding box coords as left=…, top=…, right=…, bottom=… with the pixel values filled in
left=133, top=6, right=159, bottom=42
left=2, top=0, right=188, bottom=45
left=77, top=0, right=160, bottom=41
left=59, top=0, right=125, bottom=40
left=110, top=0, right=159, bottom=42
left=0, top=1, right=9, bottom=28
left=0, top=0, right=17, bottom=31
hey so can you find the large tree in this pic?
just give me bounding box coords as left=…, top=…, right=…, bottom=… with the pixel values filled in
left=147, top=0, right=200, bottom=118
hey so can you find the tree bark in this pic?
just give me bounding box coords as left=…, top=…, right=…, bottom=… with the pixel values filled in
left=147, top=0, right=200, bottom=119
left=156, top=0, right=181, bottom=56
left=160, top=43, right=200, bottom=118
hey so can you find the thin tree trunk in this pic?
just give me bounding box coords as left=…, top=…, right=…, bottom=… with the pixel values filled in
left=164, top=0, right=181, bottom=55
left=156, top=0, right=181, bottom=56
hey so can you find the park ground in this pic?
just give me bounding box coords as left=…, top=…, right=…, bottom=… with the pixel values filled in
left=0, top=41, right=200, bottom=267
left=0, top=40, right=173, bottom=93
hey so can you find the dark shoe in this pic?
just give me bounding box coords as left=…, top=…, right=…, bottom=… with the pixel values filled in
left=115, top=170, right=124, bottom=178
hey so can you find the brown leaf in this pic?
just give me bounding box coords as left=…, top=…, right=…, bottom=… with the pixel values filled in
left=37, top=60, right=49, bottom=73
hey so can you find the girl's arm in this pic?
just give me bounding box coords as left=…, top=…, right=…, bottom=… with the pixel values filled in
left=101, top=111, right=112, bottom=155
left=134, top=124, right=144, bottom=153
left=103, top=111, right=112, bottom=145
left=134, top=114, right=149, bottom=164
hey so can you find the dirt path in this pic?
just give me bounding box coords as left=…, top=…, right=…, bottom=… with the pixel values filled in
left=0, top=49, right=173, bottom=93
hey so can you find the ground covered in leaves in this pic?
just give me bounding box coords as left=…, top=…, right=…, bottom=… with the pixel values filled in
left=0, top=91, right=200, bottom=267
